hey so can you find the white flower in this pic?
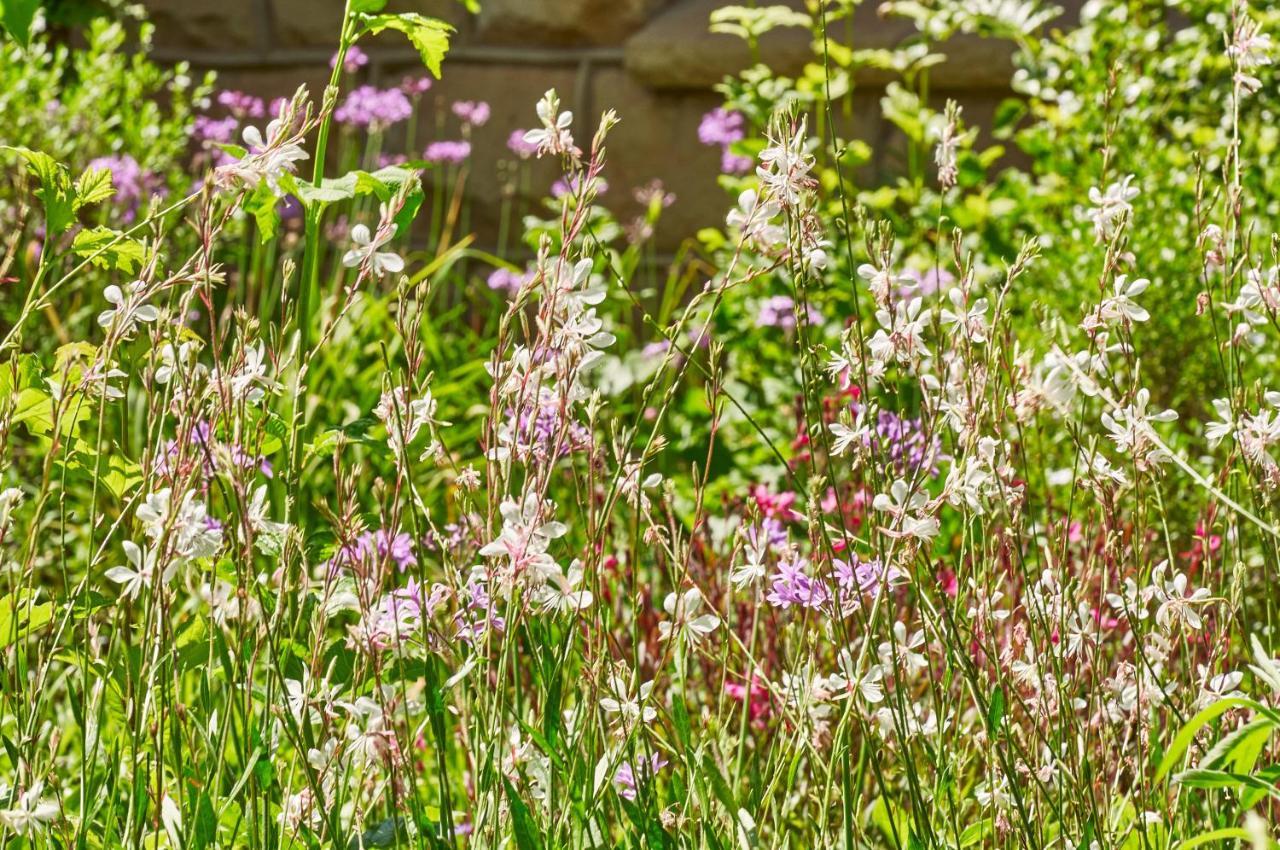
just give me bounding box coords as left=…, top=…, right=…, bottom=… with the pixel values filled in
left=658, top=587, right=721, bottom=643
left=537, top=560, right=594, bottom=613
left=756, top=118, right=814, bottom=207
left=940, top=288, right=989, bottom=343
left=221, top=114, right=309, bottom=191
left=105, top=540, right=157, bottom=599
left=857, top=263, right=912, bottom=309
left=523, top=89, right=576, bottom=158
left=1205, top=398, right=1235, bottom=448
left=1093, top=274, right=1151, bottom=326
left=0, top=781, right=59, bottom=835
left=1152, top=562, right=1213, bottom=631
left=1086, top=174, right=1138, bottom=241
left=479, top=492, right=568, bottom=591
left=97, top=281, right=159, bottom=337
left=872, top=479, right=939, bottom=541
left=725, top=189, right=784, bottom=253
left=599, top=674, right=656, bottom=732
left=342, top=221, right=405, bottom=278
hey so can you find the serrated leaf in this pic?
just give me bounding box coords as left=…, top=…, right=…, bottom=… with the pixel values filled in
left=72, top=226, right=146, bottom=273
left=3, top=145, right=76, bottom=235
left=360, top=14, right=453, bottom=78
left=75, top=167, right=116, bottom=209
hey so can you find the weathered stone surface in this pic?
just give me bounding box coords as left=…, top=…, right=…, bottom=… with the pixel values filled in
left=477, top=0, right=669, bottom=47
left=271, top=0, right=473, bottom=49
left=147, top=0, right=262, bottom=51
left=625, top=0, right=1023, bottom=92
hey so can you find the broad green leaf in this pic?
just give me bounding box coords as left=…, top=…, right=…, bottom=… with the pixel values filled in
left=360, top=14, right=453, bottom=78
left=503, top=778, right=544, bottom=850
left=0, top=590, right=54, bottom=648
left=1156, top=697, right=1273, bottom=781
left=3, top=145, right=76, bottom=234
left=0, top=0, right=40, bottom=47
left=75, top=167, right=116, bottom=209
left=73, top=226, right=146, bottom=273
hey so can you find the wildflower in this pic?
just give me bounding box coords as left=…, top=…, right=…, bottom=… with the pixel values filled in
left=659, top=587, right=721, bottom=643
left=97, top=281, right=159, bottom=337
left=1206, top=398, right=1235, bottom=448
left=523, top=89, right=577, bottom=158
left=374, top=386, right=438, bottom=458
left=699, top=107, right=745, bottom=146
left=222, top=108, right=310, bottom=191
left=105, top=540, right=161, bottom=599
left=479, top=492, right=568, bottom=590
left=342, top=222, right=406, bottom=278
left=424, top=140, right=471, bottom=164
left=858, top=262, right=914, bottom=310
left=614, top=754, right=668, bottom=801
left=877, top=620, right=929, bottom=674
left=1086, top=174, right=1138, bottom=241
left=507, top=129, right=539, bottom=159
left=0, top=781, right=58, bottom=835
left=451, top=100, right=491, bottom=127
left=725, top=189, right=784, bottom=252
left=599, top=673, right=657, bottom=732
left=940, top=287, right=989, bottom=342
left=1101, top=388, right=1177, bottom=469
left=872, top=479, right=939, bottom=541
left=756, top=118, right=815, bottom=207
left=1152, top=562, right=1213, bottom=631
left=536, top=561, right=594, bottom=613
left=334, top=85, right=412, bottom=131
left=1228, top=14, right=1272, bottom=95
left=332, top=44, right=369, bottom=73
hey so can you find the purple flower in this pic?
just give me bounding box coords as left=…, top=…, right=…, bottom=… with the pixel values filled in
left=614, top=754, right=668, bottom=801
left=766, top=557, right=830, bottom=610
left=487, top=267, right=530, bottom=296
left=216, top=89, right=265, bottom=119
left=721, top=148, right=754, bottom=176
left=332, top=45, right=369, bottom=74
left=551, top=174, right=607, bottom=199
left=335, top=85, right=413, bottom=130
left=400, top=75, right=433, bottom=95
left=699, top=108, right=746, bottom=147
left=507, top=129, right=539, bottom=160
left=193, top=115, right=238, bottom=145
left=424, top=140, right=471, bottom=164
left=756, top=295, right=822, bottom=330
left=326, top=528, right=418, bottom=574
left=451, top=100, right=491, bottom=127
left=87, top=154, right=163, bottom=223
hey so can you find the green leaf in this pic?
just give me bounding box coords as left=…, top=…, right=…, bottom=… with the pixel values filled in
left=1176, top=828, right=1252, bottom=849
left=1156, top=697, right=1274, bottom=781
left=192, top=792, right=217, bottom=850
left=72, top=226, right=146, bottom=273
left=75, top=167, right=116, bottom=209
left=0, top=0, right=40, bottom=47
left=3, top=145, right=76, bottom=235
left=351, top=0, right=387, bottom=12
left=503, top=778, right=544, bottom=850
left=360, top=14, right=454, bottom=78
left=986, top=687, right=1005, bottom=735
left=245, top=182, right=280, bottom=244
left=0, top=590, right=54, bottom=649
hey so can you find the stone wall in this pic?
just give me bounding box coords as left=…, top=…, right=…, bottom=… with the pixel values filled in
left=142, top=0, right=1041, bottom=253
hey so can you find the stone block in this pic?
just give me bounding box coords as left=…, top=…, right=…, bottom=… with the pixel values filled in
left=477, top=0, right=669, bottom=47
left=147, top=0, right=263, bottom=51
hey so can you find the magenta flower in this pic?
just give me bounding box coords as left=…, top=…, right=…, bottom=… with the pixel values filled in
left=424, top=140, right=471, bottom=164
